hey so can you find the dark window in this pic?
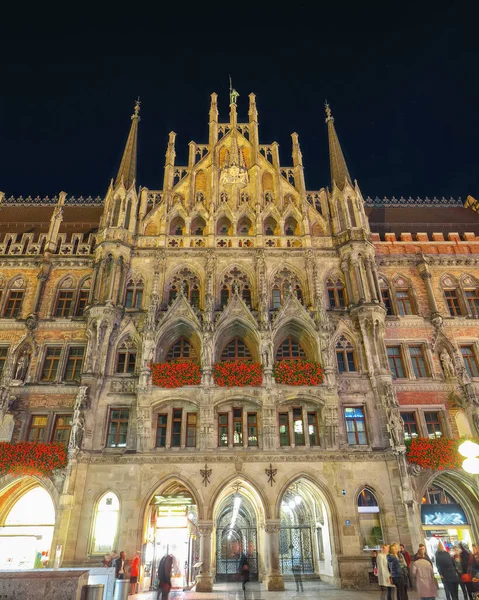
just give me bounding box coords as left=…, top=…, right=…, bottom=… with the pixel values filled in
left=409, top=346, right=429, bottom=378
left=233, top=408, right=243, bottom=446
left=279, top=412, right=290, bottom=446
left=461, top=346, right=479, bottom=378
left=55, top=291, right=73, bottom=317
left=272, top=287, right=281, bottom=309
left=168, top=288, right=178, bottom=304
left=52, top=415, right=72, bottom=445
left=387, top=347, right=405, bottom=379
left=444, top=289, right=462, bottom=316
left=327, top=280, right=346, bottom=309
left=75, top=289, right=90, bottom=316
left=396, top=289, right=413, bottom=316
left=186, top=413, right=197, bottom=448
left=125, top=281, right=143, bottom=309
left=336, top=338, right=357, bottom=373
left=4, top=290, right=24, bottom=318
left=381, top=287, right=393, bottom=315
left=156, top=414, right=167, bottom=447
left=358, top=489, right=379, bottom=507
left=0, top=347, right=8, bottom=378
left=220, top=338, right=252, bottom=362
left=401, top=412, right=419, bottom=440
left=293, top=407, right=305, bottom=446
left=190, top=286, right=200, bottom=308
left=106, top=408, right=130, bottom=447
left=275, top=336, right=306, bottom=361
left=218, top=413, right=228, bottom=446
left=344, top=407, right=367, bottom=445
left=41, top=347, right=62, bottom=381
left=64, top=347, right=84, bottom=382
left=220, top=285, right=229, bottom=308
left=465, top=288, right=479, bottom=317
left=307, top=412, right=320, bottom=446
left=28, top=415, right=48, bottom=442
left=425, top=411, right=442, bottom=439
left=116, top=350, right=137, bottom=374
left=166, top=338, right=197, bottom=362
left=247, top=412, right=258, bottom=447
left=171, top=408, right=182, bottom=447
left=242, top=287, right=252, bottom=308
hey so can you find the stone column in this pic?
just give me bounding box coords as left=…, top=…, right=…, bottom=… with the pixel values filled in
left=419, top=269, right=440, bottom=316
left=264, top=520, right=285, bottom=591
left=364, top=259, right=378, bottom=302
left=196, top=521, right=214, bottom=592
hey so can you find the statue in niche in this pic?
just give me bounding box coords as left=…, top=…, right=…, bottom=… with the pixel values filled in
left=260, top=337, right=273, bottom=369
left=68, top=404, right=84, bottom=455
left=14, top=350, right=30, bottom=382
left=440, top=350, right=456, bottom=379
left=389, top=409, right=405, bottom=447
left=201, top=331, right=213, bottom=369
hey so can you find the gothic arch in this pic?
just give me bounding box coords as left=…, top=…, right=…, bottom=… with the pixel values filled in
left=208, top=475, right=270, bottom=522
left=212, top=391, right=263, bottom=410
left=214, top=320, right=260, bottom=363
left=0, top=475, right=59, bottom=525
left=216, top=264, right=255, bottom=298
left=155, top=319, right=201, bottom=363
left=272, top=318, right=319, bottom=362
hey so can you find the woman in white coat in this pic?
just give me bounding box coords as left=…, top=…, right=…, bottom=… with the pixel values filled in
left=377, top=544, right=396, bottom=600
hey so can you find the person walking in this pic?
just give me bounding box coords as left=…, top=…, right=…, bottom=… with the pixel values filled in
left=400, top=544, right=412, bottom=589
left=237, top=544, right=250, bottom=598
left=115, top=551, right=126, bottom=580
left=388, top=543, right=408, bottom=600
left=436, top=541, right=459, bottom=600
left=411, top=554, right=437, bottom=600
left=377, top=544, right=395, bottom=600
left=453, top=546, right=469, bottom=600
left=157, top=553, right=173, bottom=600
left=129, top=550, right=141, bottom=595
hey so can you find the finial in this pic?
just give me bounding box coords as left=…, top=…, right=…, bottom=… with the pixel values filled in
left=325, top=100, right=333, bottom=123
left=229, top=75, right=239, bottom=106
left=132, top=97, right=141, bottom=121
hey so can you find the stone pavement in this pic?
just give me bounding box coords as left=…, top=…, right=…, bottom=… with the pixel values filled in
left=130, top=581, right=448, bottom=600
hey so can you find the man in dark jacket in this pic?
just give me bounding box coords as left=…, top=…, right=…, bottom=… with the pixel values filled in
left=157, top=554, right=173, bottom=600
left=414, top=544, right=432, bottom=564
left=114, top=551, right=126, bottom=579
left=436, top=542, right=460, bottom=600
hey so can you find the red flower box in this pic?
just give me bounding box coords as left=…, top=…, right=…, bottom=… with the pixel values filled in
left=213, top=362, right=263, bottom=387
left=150, top=362, right=201, bottom=388
left=273, top=360, right=324, bottom=386
left=406, top=437, right=464, bottom=471
left=0, top=442, right=68, bottom=477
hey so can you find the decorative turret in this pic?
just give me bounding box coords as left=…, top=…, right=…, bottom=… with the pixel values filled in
left=325, top=102, right=352, bottom=191
left=209, top=93, right=219, bottom=147
left=291, top=133, right=306, bottom=197
left=115, top=99, right=141, bottom=190
left=248, top=93, right=259, bottom=153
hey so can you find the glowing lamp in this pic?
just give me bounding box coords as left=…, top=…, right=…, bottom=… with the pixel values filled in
left=462, top=457, right=479, bottom=475
left=458, top=440, right=479, bottom=458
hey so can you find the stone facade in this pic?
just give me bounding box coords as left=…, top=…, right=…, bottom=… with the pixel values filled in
left=0, top=93, right=478, bottom=591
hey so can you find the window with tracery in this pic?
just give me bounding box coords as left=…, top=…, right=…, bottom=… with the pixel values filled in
left=2, top=277, right=25, bottom=318
left=326, top=278, right=346, bottom=309
left=378, top=277, right=393, bottom=315
left=165, top=338, right=198, bottom=363
left=167, top=268, right=200, bottom=308
left=275, top=336, right=307, bottom=361
left=219, top=267, right=252, bottom=308
left=220, top=338, right=252, bottom=362
left=115, top=338, right=137, bottom=374
left=393, top=276, right=416, bottom=316
left=271, top=268, right=304, bottom=308
left=336, top=335, right=357, bottom=373
left=54, top=277, right=76, bottom=317
left=124, top=278, right=144, bottom=309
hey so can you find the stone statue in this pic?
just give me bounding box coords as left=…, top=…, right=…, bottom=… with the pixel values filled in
left=384, top=382, right=398, bottom=409
left=389, top=409, right=405, bottom=447
left=14, top=350, right=30, bottom=382
left=68, top=408, right=84, bottom=454
left=440, top=350, right=455, bottom=379
left=259, top=294, right=269, bottom=329
left=201, top=332, right=213, bottom=369
left=260, top=337, right=273, bottom=369
left=232, top=281, right=240, bottom=295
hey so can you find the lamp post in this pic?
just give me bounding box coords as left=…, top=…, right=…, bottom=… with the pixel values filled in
left=458, top=440, right=479, bottom=475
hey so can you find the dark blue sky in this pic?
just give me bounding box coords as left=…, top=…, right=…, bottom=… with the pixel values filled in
left=1, top=3, right=477, bottom=199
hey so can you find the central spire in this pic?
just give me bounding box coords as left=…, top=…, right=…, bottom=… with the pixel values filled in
left=115, top=99, right=141, bottom=189
left=325, top=102, right=352, bottom=191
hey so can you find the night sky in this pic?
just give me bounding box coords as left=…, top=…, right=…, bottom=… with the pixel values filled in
left=1, top=4, right=478, bottom=200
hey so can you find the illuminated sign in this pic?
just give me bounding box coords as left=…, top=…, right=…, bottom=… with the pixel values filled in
left=421, top=504, right=468, bottom=526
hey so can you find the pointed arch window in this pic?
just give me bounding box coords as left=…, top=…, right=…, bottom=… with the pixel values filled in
left=271, top=268, right=304, bottom=309
left=167, top=268, right=201, bottom=308
left=166, top=338, right=197, bottom=363
left=220, top=267, right=253, bottom=308
left=125, top=279, right=144, bottom=309
left=284, top=217, right=298, bottom=236
left=91, top=491, right=120, bottom=555
left=357, top=488, right=382, bottom=549
left=465, top=287, right=479, bottom=318
left=116, top=339, right=137, bottom=374
left=275, top=336, right=306, bottom=361
left=112, top=199, right=122, bottom=227
left=392, top=277, right=416, bottom=316
left=170, top=216, right=185, bottom=236
left=336, top=335, right=357, bottom=373
left=337, top=201, right=346, bottom=231
left=124, top=200, right=132, bottom=229
left=347, top=197, right=357, bottom=228
left=3, top=278, right=25, bottom=318
left=441, top=275, right=463, bottom=316
left=326, top=278, right=346, bottom=309
left=54, top=279, right=75, bottom=317
left=264, top=217, right=278, bottom=236
left=220, top=338, right=252, bottom=362
left=379, top=278, right=393, bottom=315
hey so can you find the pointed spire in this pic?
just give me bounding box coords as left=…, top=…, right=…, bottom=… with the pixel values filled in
left=325, top=101, right=352, bottom=190
left=115, top=99, right=141, bottom=189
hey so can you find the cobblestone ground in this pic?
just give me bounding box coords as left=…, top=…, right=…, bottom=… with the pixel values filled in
left=130, top=581, right=449, bottom=600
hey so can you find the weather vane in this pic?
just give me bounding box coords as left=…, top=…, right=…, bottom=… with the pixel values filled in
left=229, top=75, right=239, bottom=106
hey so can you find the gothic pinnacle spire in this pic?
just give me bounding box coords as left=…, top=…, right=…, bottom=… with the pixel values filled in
left=115, top=98, right=141, bottom=189
left=325, top=101, right=352, bottom=191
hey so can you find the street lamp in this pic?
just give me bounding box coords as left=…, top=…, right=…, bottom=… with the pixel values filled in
left=458, top=440, right=479, bottom=475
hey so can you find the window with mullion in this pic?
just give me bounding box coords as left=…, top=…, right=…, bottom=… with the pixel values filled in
left=233, top=408, right=243, bottom=446
left=381, top=287, right=393, bottom=315
left=64, top=347, right=85, bottom=382
left=401, top=412, right=418, bottom=440
left=116, top=350, right=137, bottom=374
left=247, top=412, right=258, bottom=447
left=156, top=414, right=167, bottom=447
left=106, top=408, right=130, bottom=447
left=4, top=290, right=24, bottom=318
left=275, top=336, right=306, bottom=361
left=424, top=411, right=442, bottom=439
left=344, top=407, right=367, bottom=445
left=52, top=415, right=72, bottom=445
left=293, top=407, right=305, bottom=445
left=272, top=287, right=281, bottom=309
left=218, top=413, right=228, bottom=446
left=444, top=289, right=462, bottom=316
left=279, top=412, right=290, bottom=446
left=55, top=291, right=74, bottom=317
left=396, top=289, right=413, bottom=316
left=336, top=349, right=356, bottom=373
left=327, top=280, right=346, bottom=309
left=461, top=346, right=479, bottom=378
left=186, top=413, right=197, bottom=448
left=220, top=338, right=252, bottom=362
left=41, top=347, right=62, bottom=381
left=307, top=412, right=320, bottom=446
left=0, top=347, right=8, bottom=379
left=75, top=289, right=90, bottom=316
left=465, top=289, right=479, bottom=318
left=171, top=408, right=182, bottom=447
left=387, top=346, right=405, bottom=379
left=28, top=415, right=48, bottom=442
left=409, top=346, right=429, bottom=378
left=166, top=338, right=197, bottom=362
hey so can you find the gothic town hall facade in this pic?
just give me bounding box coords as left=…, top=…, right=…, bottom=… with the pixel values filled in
left=0, top=92, right=478, bottom=591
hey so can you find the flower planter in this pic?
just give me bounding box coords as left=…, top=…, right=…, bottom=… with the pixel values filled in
left=273, top=360, right=324, bottom=386
left=150, top=362, right=201, bottom=388
left=213, top=362, right=263, bottom=387
left=406, top=437, right=465, bottom=471
left=0, top=442, right=68, bottom=477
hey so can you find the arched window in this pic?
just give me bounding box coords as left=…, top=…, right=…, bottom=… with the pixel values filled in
left=220, top=338, right=252, bottom=362
left=217, top=216, right=232, bottom=236
left=284, top=217, right=298, bottom=236
left=336, top=335, right=357, bottom=373
left=54, top=277, right=76, bottom=318
left=116, top=338, right=137, bottom=374
left=347, top=197, right=357, bottom=227
left=124, top=278, right=144, bottom=309
left=124, top=200, right=132, bottom=229
left=191, top=216, right=206, bottom=236
left=393, top=276, right=416, bottom=316
left=3, top=277, right=26, bottom=318
left=166, top=338, right=197, bottom=362
left=237, top=217, right=253, bottom=235
left=262, top=172, right=274, bottom=200
left=75, top=278, right=91, bottom=317
left=271, top=268, right=304, bottom=308
left=337, top=201, right=346, bottom=231
left=378, top=277, right=393, bottom=315
left=460, top=275, right=479, bottom=318
left=275, top=336, right=306, bottom=361
left=167, top=268, right=201, bottom=308
left=91, top=491, right=120, bottom=555
left=220, top=267, right=253, bottom=308
left=170, top=216, right=185, bottom=236
left=112, top=199, right=121, bottom=227
left=264, top=216, right=278, bottom=235
left=326, top=278, right=346, bottom=309
left=357, top=488, right=382, bottom=550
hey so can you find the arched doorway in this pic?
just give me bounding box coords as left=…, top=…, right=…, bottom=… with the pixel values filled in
left=279, top=478, right=334, bottom=581
left=143, top=481, right=199, bottom=591
left=0, top=484, right=55, bottom=569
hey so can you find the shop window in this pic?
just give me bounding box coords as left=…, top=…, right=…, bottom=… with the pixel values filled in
left=307, top=412, right=320, bottom=446
left=293, top=407, right=305, bottom=446
left=116, top=348, right=137, bottom=374
left=461, top=346, right=479, bottom=378
left=125, top=279, right=144, bottom=309
left=247, top=412, right=258, bottom=447
left=91, top=492, right=120, bottom=555
left=220, top=338, right=252, bottom=362
left=396, top=289, right=414, bottom=316
left=387, top=346, right=405, bottom=379
left=336, top=336, right=357, bottom=373
left=28, top=415, right=48, bottom=442
left=186, top=413, right=197, bottom=448
left=75, top=287, right=90, bottom=316
left=171, top=408, right=182, bottom=447
left=64, top=347, right=84, bottom=382
left=233, top=408, right=243, bottom=446
left=424, top=411, right=442, bottom=439
left=156, top=414, right=167, bottom=448
left=0, top=347, right=8, bottom=378
left=275, top=336, right=306, bottom=361
left=218, top=413, right=228, bottom=446
left=401, top=412, right=419, bottom=440
left=344, top=407, right=367, bottom=445
left=357, top=488, right=382, bottom=550
left=409, top=346, right=429, bottom=378
left=106, top=408, right=130, bottom=447
left=465, top=288, right=479, bottom=318
left=52, top=415, right=72, bottom=445
left=41, top=347, right=62, bottom=381
left=279, top=412, right=290, bottom=446
left=55, top=291, right=74, bottom=317
left=444, top=288, right=462, bottom=316
left=166, top=338, right=197, bottom=363
left=4, top=290, right=24, bottom=318
left=327, top=279, right=346, bottom=309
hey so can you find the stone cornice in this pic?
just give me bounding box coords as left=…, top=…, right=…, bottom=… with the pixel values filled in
left=375, top=254, right=479, bottom=267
